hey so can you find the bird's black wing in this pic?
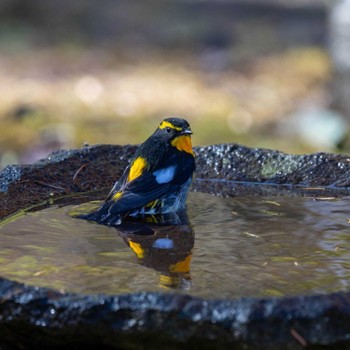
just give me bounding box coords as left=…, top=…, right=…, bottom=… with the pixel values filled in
left=106, top=168, right=181, bottom=214
left=82, top=153, right=194, bottom=224
left=107, top=152, right=195, bottom=215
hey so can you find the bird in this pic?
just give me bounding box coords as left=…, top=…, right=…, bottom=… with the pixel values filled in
left=80, top=117, right=195, bottom=226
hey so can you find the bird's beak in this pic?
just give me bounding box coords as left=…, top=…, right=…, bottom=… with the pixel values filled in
left=181, top=128, right=193, bottom=135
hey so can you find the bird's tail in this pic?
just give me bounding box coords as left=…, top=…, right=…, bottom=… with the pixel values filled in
left=76, top=201, right=122, bottom=226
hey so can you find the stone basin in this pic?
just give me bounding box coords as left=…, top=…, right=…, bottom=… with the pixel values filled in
left=0, top=143, right=350, bottom=349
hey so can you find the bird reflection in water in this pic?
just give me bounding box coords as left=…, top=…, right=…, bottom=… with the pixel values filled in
left=114, top=212, right=194, bottom=290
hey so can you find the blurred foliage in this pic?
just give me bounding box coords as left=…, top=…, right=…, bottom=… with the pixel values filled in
left=0, top=1, right=345, bottom=168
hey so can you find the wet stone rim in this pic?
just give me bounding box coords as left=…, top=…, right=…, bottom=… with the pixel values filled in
left=0, top=143, right=349, bottom=349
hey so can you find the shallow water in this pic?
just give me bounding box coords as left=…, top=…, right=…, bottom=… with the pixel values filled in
left=0, top=192, right=349, bottom=299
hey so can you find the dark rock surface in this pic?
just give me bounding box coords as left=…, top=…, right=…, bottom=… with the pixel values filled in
left=1, top=277, right=350, bottom=350
left=0, top=145, right=137, bottom=219
left=1, top=276, right=350, bottom=350
left=194, top=143, right=350, bottom=188
left=0, top=143, right=350, bottom=349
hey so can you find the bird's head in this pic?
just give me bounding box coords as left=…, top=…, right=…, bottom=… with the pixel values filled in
left=156, top=117, right=194, bottom=155
left=158, top=118, right=192, bottom=137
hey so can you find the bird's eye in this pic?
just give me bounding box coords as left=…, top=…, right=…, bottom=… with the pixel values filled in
left=166, top=127, right=172, bottom=133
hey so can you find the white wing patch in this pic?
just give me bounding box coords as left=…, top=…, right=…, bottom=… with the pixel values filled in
left=153, top=165, right=176, bottom=184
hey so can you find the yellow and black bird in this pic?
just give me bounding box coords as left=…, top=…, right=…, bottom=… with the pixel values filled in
left=81, top=117, right=195, bottom=225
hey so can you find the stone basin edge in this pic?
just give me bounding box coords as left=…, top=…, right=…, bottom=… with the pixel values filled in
left=0, top=143, right=349, bottom=349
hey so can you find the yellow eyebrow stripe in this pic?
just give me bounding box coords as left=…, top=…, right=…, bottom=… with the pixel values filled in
left=159, top=121, right=182, bottom=131
left=128, top=156, right=148, bottom=182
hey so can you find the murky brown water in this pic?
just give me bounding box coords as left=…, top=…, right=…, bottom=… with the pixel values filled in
left=0, top=192, right=349, bottom=298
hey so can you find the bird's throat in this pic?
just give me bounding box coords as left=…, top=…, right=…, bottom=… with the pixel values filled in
left=171, top=135, right=194, bottom=156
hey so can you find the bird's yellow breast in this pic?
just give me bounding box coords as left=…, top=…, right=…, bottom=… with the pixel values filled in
left=171, top=135, right=194, bottom=156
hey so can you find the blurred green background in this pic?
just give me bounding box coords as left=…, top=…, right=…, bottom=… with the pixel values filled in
left=0, top=0, right=349, bottom=169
